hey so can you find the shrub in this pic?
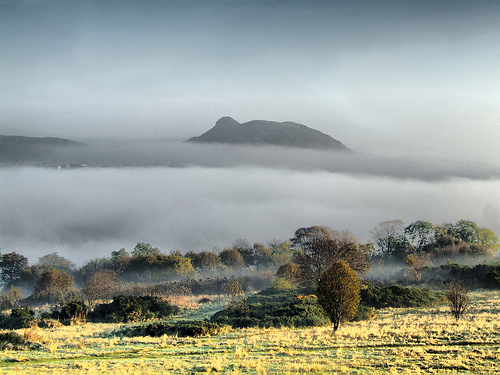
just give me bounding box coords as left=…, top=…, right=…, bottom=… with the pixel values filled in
left=51, top=299, right=87, bottom=323
left=0, top=330, right=43, bottom=351
left=89, top=295, right=180, bottom=323
left=2, top=307, right=37, bottom=329
left=353, top=305, right=376, bottom=321
left=211, top=291, right=329, bottom=329
left=119, top=321, right=231, bottom=338
left=360, top=284, right=444, bottom=309
left=446, top=281, right=470, bottom=321
left=270, top=277, right=294, bottom=291
left=0, top=331, right=41, bottom=350
left=484, top=266, right=500, bottom=288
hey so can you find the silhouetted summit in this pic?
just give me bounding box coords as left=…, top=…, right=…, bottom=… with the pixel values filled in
left=188, top=117, right=350, bottom=151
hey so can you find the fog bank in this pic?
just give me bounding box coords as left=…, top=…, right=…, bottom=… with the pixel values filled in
left=11, top=140, right=500, bottom=182
left=1, top=166, right=499, bottom=264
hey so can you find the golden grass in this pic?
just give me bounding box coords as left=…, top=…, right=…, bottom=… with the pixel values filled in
left=0, top=290, right=498, bottom=373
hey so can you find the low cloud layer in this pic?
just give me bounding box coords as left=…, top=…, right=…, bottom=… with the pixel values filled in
left=12, top=140, right=500, bottom=182
left=1, top=164, right=499, bottom=265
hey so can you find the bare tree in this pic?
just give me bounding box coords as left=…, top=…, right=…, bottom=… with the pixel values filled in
left=446, top=281, right=470, bottom=321
left=81, top=270, right=121, bottom=307
left=32, top=269, right=76, bottom=304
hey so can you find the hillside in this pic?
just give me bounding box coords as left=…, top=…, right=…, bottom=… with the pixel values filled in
left=187, top=117, right=350, bottom=151
left=0, top=135, right=84, bottom=164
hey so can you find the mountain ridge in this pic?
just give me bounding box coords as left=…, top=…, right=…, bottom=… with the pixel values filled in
left=187, top=117, right=350, bottom=151
left=0, top=135, right=83, bottom=147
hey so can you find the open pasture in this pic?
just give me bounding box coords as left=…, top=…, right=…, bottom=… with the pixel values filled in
left=0, top=290, right=498, bottom=374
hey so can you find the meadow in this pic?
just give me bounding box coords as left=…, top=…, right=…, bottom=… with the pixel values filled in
left=0, top=291, right=498, bottom=374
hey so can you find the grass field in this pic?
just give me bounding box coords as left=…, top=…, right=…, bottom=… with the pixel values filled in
left=0, top=290, right=499, bottom=374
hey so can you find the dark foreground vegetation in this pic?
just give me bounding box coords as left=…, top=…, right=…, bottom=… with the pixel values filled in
left=0, top=218, right=497, bottom=339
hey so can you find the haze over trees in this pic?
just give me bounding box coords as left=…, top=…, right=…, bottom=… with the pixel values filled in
left=0, top=218, right=497, bottom=319
left=371, top=219, right=498, bottom=262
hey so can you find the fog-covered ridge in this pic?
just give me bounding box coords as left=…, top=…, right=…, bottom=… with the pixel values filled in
left=2, top=139, right=499, bottom=182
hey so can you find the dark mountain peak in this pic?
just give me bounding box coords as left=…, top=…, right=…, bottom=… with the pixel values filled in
left=188, top=117, right=351, bottom=151
left=215, top=116, right=240, bottom=126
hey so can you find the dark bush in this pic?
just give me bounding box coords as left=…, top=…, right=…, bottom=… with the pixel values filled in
left=119, top=320, right=231, bottom=338
left=0, top=307, right=37, bottom=329
left=211, top=289, right=330, bottom=329
left=353, top=305, right=376, bottom=321
left=51, top=299, right=87, bottom=322
left=89, top=295, right=180, bottom=323
left=485, top=266, right=500, bottom=288
left=419, top=262, right=500, bottom=288
left=0, top=331, right=41, bottom=350
left=360, top=284, right=444, bottom=309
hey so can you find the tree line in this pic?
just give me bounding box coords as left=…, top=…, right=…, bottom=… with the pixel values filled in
left=0, top=219, right=497, bottom=310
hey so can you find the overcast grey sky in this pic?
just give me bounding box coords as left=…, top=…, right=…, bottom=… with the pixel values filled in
left=1, top=0, right=499, bottom=156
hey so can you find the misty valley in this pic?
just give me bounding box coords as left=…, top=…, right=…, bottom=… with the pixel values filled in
left=3, top=0, right=500, bottom=371
left=0, top=213, right=499, bottom=372
left=1, top=128, right=500, bottom=373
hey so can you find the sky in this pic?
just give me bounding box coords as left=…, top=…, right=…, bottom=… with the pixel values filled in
left=1, top=0, right=499, bottom=154
left=1, top=1, right=500, bottom=264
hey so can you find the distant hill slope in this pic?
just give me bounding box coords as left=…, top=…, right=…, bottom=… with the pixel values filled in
left=187, top=117, right=350, bottom=151
left=0, top=135, right=83, bottom=147
left=0, top=135, right=84, bottom=163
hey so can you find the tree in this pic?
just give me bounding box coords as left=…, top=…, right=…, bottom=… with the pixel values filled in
left=477, top=228, right=499, bottom=253
left=452, top=220, right=480, bottom=244
left=370, top=220, right=409, bottom=260
left=132, top=243, right=160, bottom=258
left=185, top=250, right=220, bottom=272
left=404, top=221, right=434, bottom=252
left=81, top=270, right=121, bottom=307
left=0, top=252, right=30, bottom=287
left=37, top=252, right=75, bottom=274
left=232, top=239, right=255, bottom=268
left=292, top=227, right=368, bottom=288
left=446, top=281, right=470, bottom=321
left=225, top=282, right=244, bottom=308
left=31, top=269, right=76, bottom=304
left=253, top=243, right=274, bottom=269
left=316, top=261, right=360, bottom=331
left=276, top=262, right=302, bottom=284
left=110, top=248, right=130, bottom=273
left=0, top=286, right=24, bottom=310
left=268, top=240, right=293, bottom=266
left=219, top=248, right=245, bottom=269
left=404, top=254, right=428, bottom=282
